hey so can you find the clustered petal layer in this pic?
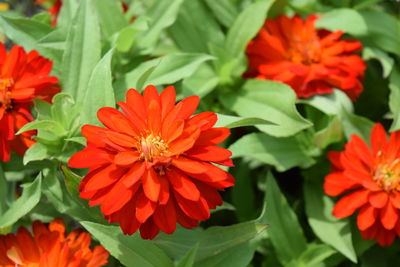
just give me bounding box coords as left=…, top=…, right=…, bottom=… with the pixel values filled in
left=0, top=219, right=109, bottom=266
left=246, top=15, right=366, bottom=99
left=325, top=124, right=400, bottom=246
left=69, top=85, right=234, bottom=239
left=0, top=43, right=59, bottom=162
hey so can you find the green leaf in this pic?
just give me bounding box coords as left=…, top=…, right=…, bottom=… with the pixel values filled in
left=258, top=172, right=307, bottom=265
left=168, top=0, right=225, bottom=54
left=94, top=0, right=128, bottom=38
left=229, top=133, right=315, bottom=172
left=23, top=143, right=51, bottom=165
left=389, top=68, right=400, bottom=132
left=289, top=244, right=337, bottom=267
left=0, top=175, right=42, bottom=228
left=176, top=244, right=198, bottom=267
left=221, top=79, right=311, bottom=137
left=61, top=0, right=101, bottom=99
left=304, top=90, right=373, bottom=141
left=225, top=0, right=274, bottom=58
left=81, top=221, right=174, bottom=267
left=360, top=10, right=400, bottom=56
left=204, top=0, right=238, bottom=28
left=136, top=0, right=185, bottom=53
left=124, top=53, right=214, bottom=91
left=60, top=165, right=81, bottom=198
left=304, top=179, right=357, bottom=263
left=363, top=47, right=394, bottom=78
left=115, top=19, right=149, bottom=53
left=316, top=8, right=367, bottom=36
left=215, top=114, right=274, bottom=129
left=16, top=120, right=66, bottom=136
left=182, top=63, right=219, bottom=98
left=314, top=116, right=343, bottom=149
left=0, top=15, right=52, bottom=50
left=81, top=49, right=115, bottom=126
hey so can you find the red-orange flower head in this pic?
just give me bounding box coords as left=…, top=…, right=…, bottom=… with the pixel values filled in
left=0, top=219, right=109, bottom=266
left=246, top=15, right=366, bottom=100
left=68, top=85, right=235, bottom=239
left=0, top=43, right=59, bottom=162
left=325, top=124, right=400, bottom=246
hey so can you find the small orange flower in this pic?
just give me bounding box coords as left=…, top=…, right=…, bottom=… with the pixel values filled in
left=246, top=15, right=366, bottom=99
left=0, top=43, right=59, bottom=162
left=0, top=219, right=109, bottom=266
left=325, top=124, right=400, bottom=246
left=69, top=85, right=234, bottom=239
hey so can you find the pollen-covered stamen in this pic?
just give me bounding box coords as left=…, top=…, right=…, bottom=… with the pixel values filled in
left=0, top=78, right=14, bottom=111
left=373, top=153, right=400, bottom=192
left=139, top=134, right=169, bottom=163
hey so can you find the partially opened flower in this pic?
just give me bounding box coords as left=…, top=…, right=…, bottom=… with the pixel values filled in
left=325, top=124, right=400, bottom=246
left=69, top=85, right=234, bottom=239
left=246, top=15, right=366, bottom=99
left=0, top=219, right=109, bottom=266
left=0, top=43, right=59, bottom=162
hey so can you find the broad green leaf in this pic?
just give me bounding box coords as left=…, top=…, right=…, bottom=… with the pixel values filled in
left=196, top=222, right=267, bottom=261
left=363, top=47, right=394, bottom=78
left=316, top=8, right=367, bottom=36
left=215, top=114, right=274, bottom=129
left=231, top=161, right=256, bottom=222
left=144, top=53, right=214, bottom=88
left=81, top=49, right=115, bottom=126
left=0, top=15, right=52, bottom=50
left=115, top=18, right=149, bottom=53
left=16, top=120, right=66, bottom=137
left=229, top=133, right=315, bottom=172
left=314, top=116, right=343, bottom=149
left=81, top=222, right=174, bottom=267
left=169, top=0, right=225, bottom=54
left=225, top=0, right=274, bottom=58
left=94, top=0, right=128, bottom=38
left=220, top=79, right=311, bottom=137
left=42, top=168, right=104, bottom=222
left=389, top=68, right=400, bottom=132
left=61, top=0, right=101, bottom=99
left=259, top=173, right=307, bottom=265
left=136, top=0, right=184, bottom=53
left=124, top=53, right=214, bottom=91
left=304, top=179, right=357, bottom=263
left=23, top=143, right=51, bottom=165
left=204, top=0, right=238, bottom=28
left=304, top=90, right=373, bottom=141
left=182, top=63, right=219, bottom=98
left=176, top=244, right=198, bottom=267
left=360, top=10, right=400, bottom=56
left=60, top=165, right=81, bottom=198
left=288, top=244, right=337, bottom=267
left=57, top=0, right=79, bottom=29
left=0, top=175, right=42, bottom=228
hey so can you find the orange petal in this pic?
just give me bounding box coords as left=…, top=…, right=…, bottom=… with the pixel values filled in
left=172, top=157, right=207, bottom=174
left=153, top=199, right=177, bottom=234
left=135, top=192, right=157, bottom=223
left=333, top=189, right=369, bottom=218
left=380, top=201, right=398, bottom=230
left=160, top=86, right=176, bottom=119
left=168, top=169, right=200, bottom=201
left=357, top=205, right=377, bottom=231
left=369, top=191, right=389, bottom=208
left=142, top=168, right=160, bottom=202
left=114, top=150, right=140, bottom=166
left=186, top=146, right=232, bottom=162
left=194, top=127, right=230, bottom=146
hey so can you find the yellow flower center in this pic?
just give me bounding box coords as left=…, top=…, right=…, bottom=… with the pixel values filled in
left=139, top=134, right=169, bottom=163
left=373, top=153, right=400, bottom=192
left=0, top=78, right=14, bottom=112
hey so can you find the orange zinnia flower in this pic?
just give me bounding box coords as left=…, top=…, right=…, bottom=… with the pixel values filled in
left=69, top=85, right=234, bottom=239
left=246, top=15, right=366, bottom=99
left=325, top=124, right=400, bottom=246
left=0, top=219, right=109, bottom=266
left=0, top=43, right=59, bottom=162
